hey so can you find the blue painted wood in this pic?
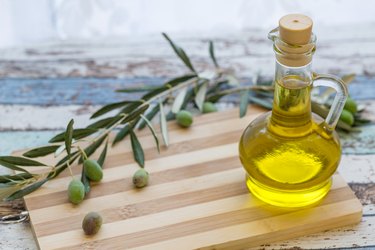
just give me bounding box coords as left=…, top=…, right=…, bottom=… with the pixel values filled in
left=0, top=77, right=164, bottom=105
left=0, top=131, right=57, bottom=155
left=0, top=127, right=372, bottom=157
left=340, top=125, right=375, bottom=155
left=0, top=76, right=373, bottom=105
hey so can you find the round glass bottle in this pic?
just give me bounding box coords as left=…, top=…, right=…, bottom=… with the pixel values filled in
left=239, top=14, right=348, bottom=207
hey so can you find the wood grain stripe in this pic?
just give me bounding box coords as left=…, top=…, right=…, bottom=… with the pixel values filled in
left=22, top=112, right=256, bottom=175
left=26, top=156, right=241, bottom=210
left=48, top=128, right=245, bottom=179
left=38, top=186, right=356, bottom=250
left=28, top=168, right=244, bottom=224
left=26, top=142, right=239, bottom=198
left=34, top=181, right=248, bottom=237
left=131, top=199, right=362, bottom=250
left=34, top=174, right=348, bottom=239
left=32, top=172, right=351, bottom=236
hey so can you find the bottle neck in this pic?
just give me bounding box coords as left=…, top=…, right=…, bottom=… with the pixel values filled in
left=269, top=61, right=313, bottom=137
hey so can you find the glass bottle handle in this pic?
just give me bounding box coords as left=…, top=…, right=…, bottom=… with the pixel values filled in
left=312, top=73, right=348, bottom=132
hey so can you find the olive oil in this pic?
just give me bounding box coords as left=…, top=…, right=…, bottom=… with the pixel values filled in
left=239, top=76, right=341, bottom=207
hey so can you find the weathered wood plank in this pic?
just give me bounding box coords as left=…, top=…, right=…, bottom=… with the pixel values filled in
left=0, top=76, right=373, bottom=105
left=0, top=102, right=233, bottom=131
left=0, top=105, right=99, bottom=131
left=0, top=223, right=37, bottom=250
left=0, top=104, right=374, bottom=156
left=0, top=77, right=159, bottom=105
left=0, top=26, right=375, bottom=79
left=248, top=216, right=375, bottom=250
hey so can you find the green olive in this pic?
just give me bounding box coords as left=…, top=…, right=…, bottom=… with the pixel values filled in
left=202, top=102, right=218, bottom=113
left=84, top=159, right=103, bottom=182
left=132, top=168, right=149, bottom=188
left=82, top=211, right=103, bottom=235
left=68, top=179, right=85, bottom=205
left=340, top=109, right=354, bottom=126
left=344, top=97, right=358, bottom=114
left=176, top=110, right=193, bottom=128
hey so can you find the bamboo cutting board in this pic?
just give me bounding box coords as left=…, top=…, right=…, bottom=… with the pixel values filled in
left=17, top=106, right=362, bottom=250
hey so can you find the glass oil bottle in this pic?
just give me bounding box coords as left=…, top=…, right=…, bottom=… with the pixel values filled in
left=239, top=14, right=348, bottom=207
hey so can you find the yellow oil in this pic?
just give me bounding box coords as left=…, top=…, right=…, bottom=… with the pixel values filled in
left=239, top=75, right=341, bottom=207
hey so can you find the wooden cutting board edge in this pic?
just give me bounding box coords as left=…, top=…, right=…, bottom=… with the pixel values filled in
left=12, top=105, right=363, bottom=249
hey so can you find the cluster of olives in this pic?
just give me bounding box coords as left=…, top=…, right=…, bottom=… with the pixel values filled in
left=73, top=102, right=217, bottom=235
left=176, top=102, right=217, bottom=128
left=340, top=97, right=358, bottom=126
left=67, top=159, right=150, bottom=235
left=68, top=159, right=103, bottom=205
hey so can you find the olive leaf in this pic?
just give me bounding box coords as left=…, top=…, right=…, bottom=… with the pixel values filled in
left=0, top=160, right=30, bottom=173
left=121, top=104, right=149, bottom=124
left=79, top=135, right=108, bottom=163
left=118, top=101, right=143, bottom=115
left=0, top=173, right=33, bottom=184
left=5, top=179, right=49, bottom=201
left=248, top=96, right=273, bottom=110
left=91, top=101, right=134, bottom=119
left=140, top=114, right=160, bottom=153
left=49, top=128, right=97, bottom=143
left=342, top=74, right=356, bottom=85
left=0, top=156, right=46, bottom=167
left=172, top=87, right=188, bottom=113
left=166, top=111, right=176, bottom=121
left=130, top=129, right=145, bottom=168
left=254, top=89, right=274, bottom=98
left=180, top=87, right=195, bottom=109
left=239, top=90, right=249, bottom=118
left=206, top=80, right=227, bottom=95
left=209, top=40, right=219, bottom=68
left=81, top=167, right=91, bottom=194
left=87, top=116, right=123, bottom=129
left=54, top=144, right=66, bottom=158
left=337, top=120, right=354, bottom=131
left=354, top=117, right=371, bottom=125
left=163, top=74, right=197, bottom=88
left=206, top=92, right=226, bottom=103
left=97, top=141, right=108, bottom=167
left=113, top=125, right=131, bottom=146
left=159, top=101, right=169, bottom=147
left=116, top=86, right=159, bottom=93
left=226, top=75, right=240, bottom=86
left=55, top=151, right=80, bottom=168
left=138, top=104, right=160, bottom=129
left=199, top=71, right=216, bottom=80
left=141, top=86, right=170, bottom=101
left=23, top=145, right=60, bottom=158
left=0, top=184, right=23, bottom=201
left=162, top=33, right=197, bottom=73
left=65, top=119, right=74, bottom=156
left=49, top=152, right=80, bottom=179
left=195, top=81, right=208, bottom=111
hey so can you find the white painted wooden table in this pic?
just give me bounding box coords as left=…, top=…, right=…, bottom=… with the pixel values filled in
left=0, top=25, right=375, bottom=249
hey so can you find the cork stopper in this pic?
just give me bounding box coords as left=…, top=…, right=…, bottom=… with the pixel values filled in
left=273, top=14, right=315, bottom=67
left=279, top=14, right=313, bottom=45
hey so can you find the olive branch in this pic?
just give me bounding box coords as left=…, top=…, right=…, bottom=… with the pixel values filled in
left=0, top=33, right=368, bottom=201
